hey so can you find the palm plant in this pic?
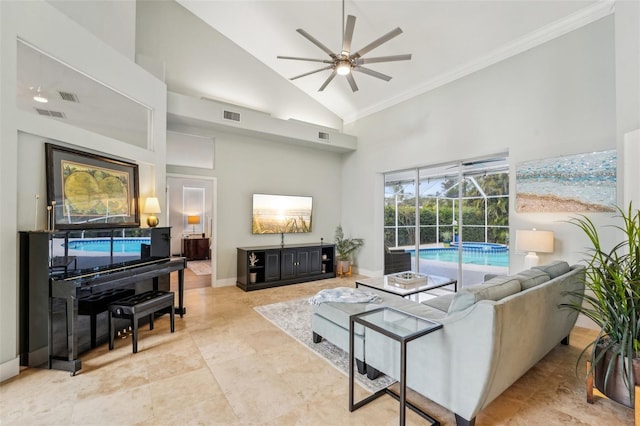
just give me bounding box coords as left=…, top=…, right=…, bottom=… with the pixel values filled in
left=334, top=225, right=364, bottom=261
left=562, top=202, right=640, bottom=404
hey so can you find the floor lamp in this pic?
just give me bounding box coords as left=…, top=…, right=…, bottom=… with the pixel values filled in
left=516, top=229, right=554, bottom=269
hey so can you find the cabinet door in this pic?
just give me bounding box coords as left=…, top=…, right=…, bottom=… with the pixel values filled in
left=196, top=238, right=210, bottom=259
left=264, top=251, right=281, bottom=282
left=280, top=249, right=297, bottom=280
left=295, top=248, right=321, bottom=277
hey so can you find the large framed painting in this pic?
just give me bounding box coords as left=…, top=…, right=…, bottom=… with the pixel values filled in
left=516, top=149, right=617, bottom=213
left=45, top=143, right=140, bottom=229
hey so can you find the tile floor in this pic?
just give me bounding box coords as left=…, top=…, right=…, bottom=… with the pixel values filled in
left=0, top=275, right=634, bottom=425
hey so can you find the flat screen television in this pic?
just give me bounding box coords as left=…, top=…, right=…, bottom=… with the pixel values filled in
left=252, top=193, right=313, bottom=234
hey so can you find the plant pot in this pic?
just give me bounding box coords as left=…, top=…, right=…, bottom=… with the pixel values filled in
left=249, top=272, right=257, bottom=284
left=337, top=260, right=350, bottom=273
left=593, top=341, right=640, bottom=408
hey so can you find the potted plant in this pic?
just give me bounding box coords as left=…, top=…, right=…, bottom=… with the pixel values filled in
left=562, top=202, right=640, bottom=407
left=334, top=225, right=364, bottom=274
left=248, top=252, right=258, bottom=283
left=441, top=230, right=452, bottom=247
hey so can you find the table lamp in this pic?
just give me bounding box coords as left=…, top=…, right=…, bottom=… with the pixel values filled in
left=516, top=228, right=554, bottom=269
left=187, top=215, right=200, bottom=235
left=143, top=197, right=161, bottom=227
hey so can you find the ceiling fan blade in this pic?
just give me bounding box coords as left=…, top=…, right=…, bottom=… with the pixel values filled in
left=352, top=27, right=403, bottom=59
left=290, top=66, right=333, bottom=81
left=355, top=54, right=412, bottom=65
left=342, top=15, right=356, bottom=54
left=346, top=73, right=359, bottom=92
left=277, top=56, right=334, bottom=64
left=354, top=66, right=392, bottom=81
left=296, top=29, right=337, bottom=59
left=318, top=71, right=337, bottom=91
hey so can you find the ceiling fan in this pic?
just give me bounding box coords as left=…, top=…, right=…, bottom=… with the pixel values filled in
left=277, top=2, right=411, bottom=92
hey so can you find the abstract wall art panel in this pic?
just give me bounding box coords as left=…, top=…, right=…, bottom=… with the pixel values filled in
left=516, top=149, right=617, bottom=213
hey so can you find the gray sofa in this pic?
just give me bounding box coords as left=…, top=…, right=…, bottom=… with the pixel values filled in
left=311, top=261, right=585, bottom=426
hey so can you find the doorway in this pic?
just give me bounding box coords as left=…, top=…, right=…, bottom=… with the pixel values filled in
left=167, top=175, right=217, bottom=288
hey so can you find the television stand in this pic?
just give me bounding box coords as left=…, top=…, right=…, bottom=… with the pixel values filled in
left=237, top=243, right=335, bottom=291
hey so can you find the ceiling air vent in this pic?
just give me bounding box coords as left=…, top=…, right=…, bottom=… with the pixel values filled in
left=318, top=131, right=331, bottom=141
left=58, top=91, right=79, bottom=103
left=223, top=110, right=241, bottom=122
left=35, top=108, right=66, bottom=118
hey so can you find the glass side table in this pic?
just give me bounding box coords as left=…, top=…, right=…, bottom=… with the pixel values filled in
left=349, top=307, right=443, bottom=426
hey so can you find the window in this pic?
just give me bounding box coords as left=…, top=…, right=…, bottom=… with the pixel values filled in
left=384, top=155, right=509, bottom=287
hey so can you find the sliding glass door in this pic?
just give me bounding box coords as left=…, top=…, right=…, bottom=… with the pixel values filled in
left=384, top=155, right=509, bottom=288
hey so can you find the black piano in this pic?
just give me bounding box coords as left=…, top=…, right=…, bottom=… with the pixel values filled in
left=19, top=227, right=186, bottom=375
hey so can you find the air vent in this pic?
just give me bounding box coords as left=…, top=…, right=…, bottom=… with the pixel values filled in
left=318, top=131, right=331, bottom=141
left=223, top=110, right=241, bottom=122
left=58, top=91, right=79, bottom=103
left=35, top=108, right=66, bottom=118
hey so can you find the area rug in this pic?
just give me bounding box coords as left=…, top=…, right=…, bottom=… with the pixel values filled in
left=254, top=298, right=396, bottom=393
left=187, top=260, right=211, bottom=275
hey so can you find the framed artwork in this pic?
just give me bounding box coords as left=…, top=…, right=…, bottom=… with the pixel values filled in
left=45, top=143, right=140, bottom=229
left=515, top=149, right=617, bottom=213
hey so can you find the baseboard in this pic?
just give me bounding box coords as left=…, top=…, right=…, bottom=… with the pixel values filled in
left=0, top=357, right=20, bottom=383
left=216, top=277, right=236, bottom=288
left=575, top=315, right=599, bottom=330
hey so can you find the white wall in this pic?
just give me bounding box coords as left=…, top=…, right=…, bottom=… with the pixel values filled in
left=166, top=126, right=343, bottom=286
left=48, top=0, right=137, bottom=61
left=135, top=0, right=343, bottom=130
left=0, top=1, right=166, bottom=379
left=343, top=16, right=618, bottom=277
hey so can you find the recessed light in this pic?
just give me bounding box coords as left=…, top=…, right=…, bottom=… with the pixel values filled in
left=33, top=87, right=48, bottom=103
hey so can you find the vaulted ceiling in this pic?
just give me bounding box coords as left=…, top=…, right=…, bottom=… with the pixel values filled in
left=16, top=0, right=610, bottom=142
left=178, top=0, right=605, bottom=123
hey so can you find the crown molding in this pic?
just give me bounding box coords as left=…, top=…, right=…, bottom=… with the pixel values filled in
left=344, top=0, right=616, bottom=124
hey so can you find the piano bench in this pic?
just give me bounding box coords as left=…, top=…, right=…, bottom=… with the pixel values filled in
left=108, top=291, right=175, bottom=353
left=79, top=288, right=135, bottom=348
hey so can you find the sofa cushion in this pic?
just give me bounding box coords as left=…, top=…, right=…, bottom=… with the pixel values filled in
left=422, top=293, right=455, bottom=313
left=384, top=296, right=448, bottom=320
left=514, top=269, right=550, bottom=290
left=448, top=277, right=521, bottom=314
left=313, top=302, right=373, bottom=334
left=533, top=261, right=571, bottom=279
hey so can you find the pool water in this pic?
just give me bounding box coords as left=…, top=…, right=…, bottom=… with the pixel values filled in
left=65, top=239, right=151, bottom=253
left=406, top=243, right=509, bottom=267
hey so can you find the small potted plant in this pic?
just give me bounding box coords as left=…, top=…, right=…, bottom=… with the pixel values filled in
left=562, top=203, right=640, bottom=408
left=441, top=230, right=452, bottom=247
left=249, top=252, right=258, bottom=283
left=334, top=225, right=364, bottom=274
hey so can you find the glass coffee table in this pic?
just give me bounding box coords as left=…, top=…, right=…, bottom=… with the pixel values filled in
left=349, top=307, right=443, bottom=425
left=356, top=272, right=457, bottom=300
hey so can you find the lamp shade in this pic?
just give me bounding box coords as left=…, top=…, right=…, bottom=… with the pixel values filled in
left=516, top=229, right=554, bottom=253
left=187, top=215, right=200, bottom=225
left=143, top=197, right=161, bottom=214
left=143, top=197, right=161, bottom=227
left=516, top=229, right=554, bottom=269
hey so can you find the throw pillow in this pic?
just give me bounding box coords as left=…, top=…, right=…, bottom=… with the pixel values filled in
left=514, top=269, right=550, bottom=290
left=533, top=261, right=570, bottom=279
left=448, top=277, right=521, bottom=314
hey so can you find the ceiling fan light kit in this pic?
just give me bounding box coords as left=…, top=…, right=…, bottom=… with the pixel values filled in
left=278, top=2, right=411, bottom=92
left=336, top=59, right=352, bottom=75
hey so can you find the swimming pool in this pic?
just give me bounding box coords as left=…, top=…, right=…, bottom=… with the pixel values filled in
left=65, top=238, right=151, bottom=253
left=405, top=242, right=509, bottom=267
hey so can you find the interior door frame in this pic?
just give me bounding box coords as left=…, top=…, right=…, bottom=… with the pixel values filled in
left=166, top=173, right=218, bottom=287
